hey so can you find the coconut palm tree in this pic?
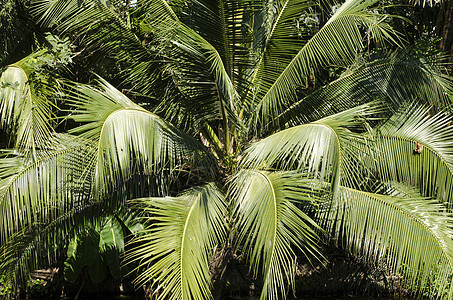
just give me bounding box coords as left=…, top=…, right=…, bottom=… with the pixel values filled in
left=2, top=0, right=453, bottom=299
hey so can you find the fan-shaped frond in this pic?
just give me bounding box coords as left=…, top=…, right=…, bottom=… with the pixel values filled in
left=254, top=0, right=400, bottom=132
left=229, top=170, right=322, bottom=300
left=370, top=104, right=453, bottom=206
left=328, top=186, right=453, bottom=299
left=0, top=51, right=56, bottom=151
left=126, top=183, right=227, bottom=300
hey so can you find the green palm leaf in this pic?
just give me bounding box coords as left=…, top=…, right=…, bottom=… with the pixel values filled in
left=0, top=134, right=95, bottom=245
left=176, top=0, right=257, bottom=89
left=241, top=103, right=380, bottom=192
left=0, top=51, right=56, bottom=151
left=139, top=9, right=242, bottom=148
left=328, top=186, right=453, bottom=299
left=254, top=0, right=400, bottom=132
left=32, top=0, right=166, bottom=96
left=0, top=199, right=111, bottom=286
left=229, top=170, right=322, bottom=300
left=33, top=0, right=241, bottom=145
left=370, top=104, right=453, bottom=205
left=66, top=78, right=216, bottom=198
left=126, top=183, right=227, bottom=300
left=276, top=50, right=453, bottom=128
left=243, top=0, right=311, bottom=110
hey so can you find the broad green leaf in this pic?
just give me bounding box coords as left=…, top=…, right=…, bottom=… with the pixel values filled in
left=89, top=253, right=107, bottom=283
left=99, top=217, right=125, bottom=252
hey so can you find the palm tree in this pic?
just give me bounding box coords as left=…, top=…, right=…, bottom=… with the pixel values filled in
left=2, top=0, right=453, bottom=299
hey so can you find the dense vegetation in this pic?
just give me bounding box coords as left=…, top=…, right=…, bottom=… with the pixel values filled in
left=2, top=0, right=453, bottom=299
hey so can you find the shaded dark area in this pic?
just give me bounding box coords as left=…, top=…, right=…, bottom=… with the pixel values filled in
left=209, top=247, right=411, bottom=300
left=18, top=246, right=413, bottom=300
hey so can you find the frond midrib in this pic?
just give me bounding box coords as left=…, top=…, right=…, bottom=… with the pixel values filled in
left=180, top=192, right=203, bottom=300
left=0, top=145, right=93, bottom=220
left=250, top=170, right=278, bottom=287
left=377, top=134, right=453, bottom=176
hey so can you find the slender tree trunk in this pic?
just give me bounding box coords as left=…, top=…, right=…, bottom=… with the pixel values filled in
left=439, top=0, right=453, bottom=57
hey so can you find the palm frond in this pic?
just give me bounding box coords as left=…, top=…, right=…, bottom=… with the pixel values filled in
left=253, top=0, right=400, bottom=132
left=242, top=0, right=311, bottom=110
left=370, top=104, right=453, bottom=206
left=176, top=0, right=257, bottom=89
left=229, top=170, right=322, bottom=300
left=140, top=12, right=242, bottom=141
left=33, top=0, right=241, bottom=141
left=126, top=183, right=227, bottom=300
left=327, top=186, right=453, bottom=299
left=276, top=50, right=453, bottom=128
left=0, top=200, right=103, bottom=285
left=0, top=51, right=56, bottom=151
left=32, top=0, right=167, bottom=96
left=0, top=134, right=95, bottom=246
left=67, top=78, right=216, bottom=198
left=241, top=103, right=381, bottom=192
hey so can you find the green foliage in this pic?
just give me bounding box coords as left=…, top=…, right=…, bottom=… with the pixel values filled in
left=2, top=0, right=453, bottom=299
left=230, top=171, right=322, bottom=300
left=0, top=0, right=36, bottom=67
left=127, top=184, right=227, bottom=300
left=64, top=217, right=125, bottom=283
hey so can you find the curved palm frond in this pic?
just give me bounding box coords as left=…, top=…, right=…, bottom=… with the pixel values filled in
left=126, top=183, right=227, bottom=300
left=175, top=0, right=259, bottom=92
left=276, top=50, right=453, bottom=128
left=241, top=103, right=381, bottom=192
left=242, top=0, right=311, bottom=110
left=254, top=0, right=400, bottom=132
left=370, top=104, right=453, bottom=206
left=0, top=134, right=95, bottom=246
left=32, top=0, right=92, bottom=27
left=156, top=21, right=240, bottom=124
left=0, top=199, right=104, bottom=286
left=229, top=170, right=322, bottom=300
left=327, top=186, right=453, bottom=299
left=67, top=78, right=216, bottom=199
left=32, top=0, right=169, bottom=97
left=33, top=0, right=241, bottom=142
left=0, top=51, right=56, bottom=151
left=138, top=8, right=242, bottom=147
